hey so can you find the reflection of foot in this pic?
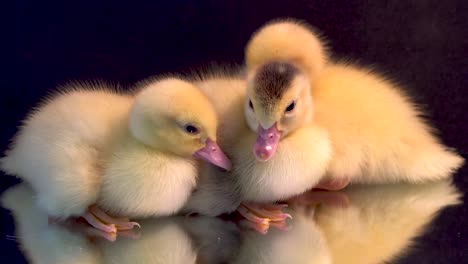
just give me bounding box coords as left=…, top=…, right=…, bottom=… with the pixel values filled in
left=81, top=205, right=140, bottom=234
left=47, top=215, right=141, bottom=242
left=117, top=229, right=142, bottom=240
left=69, top=219, right=141, bottom=242
left=236, top=203, right=291, bottom=234
left=75, top=222, right=118, bottom=242
left=288, top=190, right=350, bottom=208
left=314, top=177, right=350, bottom=191
left=48, top=216, right=62, bottom=225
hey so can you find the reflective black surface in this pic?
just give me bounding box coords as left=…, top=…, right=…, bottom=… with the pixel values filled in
left=1, top=180, right=463, bottom=263
left=3, top=0, right=468, bottom=262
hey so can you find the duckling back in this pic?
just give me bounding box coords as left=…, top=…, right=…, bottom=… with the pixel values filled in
left=313, top=64, right=464, bottom=183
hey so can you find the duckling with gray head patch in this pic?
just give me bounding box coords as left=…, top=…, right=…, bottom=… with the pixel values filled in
left=245, top=19, right=464, bottom=190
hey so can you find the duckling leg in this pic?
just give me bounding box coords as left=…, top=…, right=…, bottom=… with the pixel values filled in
left=87, top=205, right=140, bottom=230
left=238, top=219, right=269, bottom=234
left=80, top=205, right=140, bottom=233
left=81, top=210, right=117, bottom=233
left=314, top=177, right=350, bottom=191
left=71, top=218, right=140, bottom=241
left=76, top=224, right=118, bottom=242
left=237, top=203, right=291, bottom=234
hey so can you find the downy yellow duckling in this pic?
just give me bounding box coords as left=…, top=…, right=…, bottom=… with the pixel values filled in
left=245, top=19, right=464, bottom=191
left=225, top=20, right=334, bottom=226
left=1, top=78, right=231, bottom=234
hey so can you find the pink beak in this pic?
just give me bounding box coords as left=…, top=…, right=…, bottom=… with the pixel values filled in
left=253, top=123, right=281, bottom=161
left=194, top=138, right=232, bottom=171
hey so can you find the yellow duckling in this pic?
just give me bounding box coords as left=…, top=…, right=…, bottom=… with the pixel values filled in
left=1, top=78, right=231, bottom=234
left=245, top=19, right=464, bottom=190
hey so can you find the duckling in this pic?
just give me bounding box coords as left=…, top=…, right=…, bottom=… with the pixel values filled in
left=244, top=19, right=464, bottom=190
left=0, top=78, right=232, bottom=234
left=182, top=70, right=331, bottom=232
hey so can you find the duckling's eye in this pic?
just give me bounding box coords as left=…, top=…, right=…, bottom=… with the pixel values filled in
left=184, top=124, right=199, bottom=134
left=249, top=100, right=254, bottom=111
left=285, top=101, right=296, bottom=113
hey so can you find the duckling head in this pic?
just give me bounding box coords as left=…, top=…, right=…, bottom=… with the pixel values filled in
left=245, top=61, right=314, bottom=162
left=129, top=78, right=232, bottom=171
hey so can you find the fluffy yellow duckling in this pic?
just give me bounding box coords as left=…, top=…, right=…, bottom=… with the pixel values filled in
left=1, top=78, right=231, bottom=234
left=245, top=19, right=464, bottom=190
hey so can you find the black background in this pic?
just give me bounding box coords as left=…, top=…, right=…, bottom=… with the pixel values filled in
left=2, top=0, right=467, bottom=262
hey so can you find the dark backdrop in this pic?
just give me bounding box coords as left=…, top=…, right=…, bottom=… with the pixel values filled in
left=2, top=0, right=467, bottom=262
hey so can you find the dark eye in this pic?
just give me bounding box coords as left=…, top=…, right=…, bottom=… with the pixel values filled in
left=249, top=100, right=254, bottom=110
left=184, top=124, right=199, bottom=134
left=285, top=101, right=296, bottom=112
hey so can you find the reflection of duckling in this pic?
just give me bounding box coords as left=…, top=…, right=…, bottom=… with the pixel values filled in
left=245, top=19, right=464, bottom=189
left=99, top=215, right=241, bottom=264
left=1, top=78, right=231, bottom=234
left=232, top=209, right=332, bottom=264
left=182, top=216, right=241, bottom=264
left=314, top=180, right=461, bottom=264
left=98, top=217, right=197, bottom=264
left=1, top=183, right=102, bottom=264
left=2, top=185, right=199, bottom=264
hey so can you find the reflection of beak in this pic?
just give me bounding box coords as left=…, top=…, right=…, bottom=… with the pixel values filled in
left=194, top=138, right=232, bottom=171
left=254, top=123, right=281, bottom=161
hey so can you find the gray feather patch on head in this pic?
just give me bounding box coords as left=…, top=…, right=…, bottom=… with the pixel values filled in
left=253, top=61, right=299, bottom=109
